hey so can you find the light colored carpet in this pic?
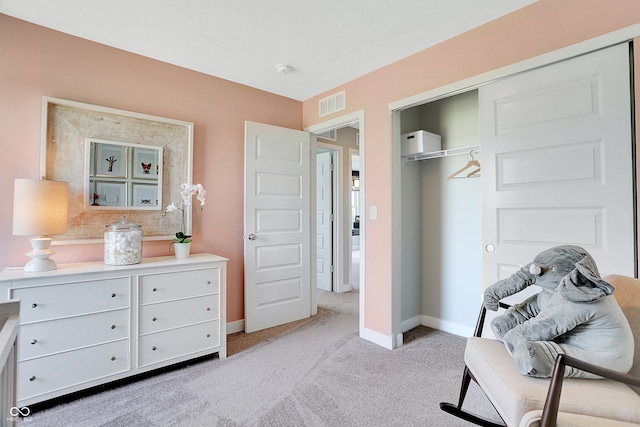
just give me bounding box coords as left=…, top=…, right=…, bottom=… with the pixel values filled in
left=18, top=290, right=501, bottom=426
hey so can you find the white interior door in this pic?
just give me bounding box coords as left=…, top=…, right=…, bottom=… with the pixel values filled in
left=316, top=150, right=333, bottom=291
left=244, top=121, right=313, bottom=332
left=480, top=43, right=635, bottom=293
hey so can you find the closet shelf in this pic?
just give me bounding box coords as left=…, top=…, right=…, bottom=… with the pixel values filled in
left=403, top=145, right=480, bottom=162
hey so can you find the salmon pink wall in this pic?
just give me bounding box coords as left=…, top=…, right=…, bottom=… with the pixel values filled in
left=3, top=0, right=640, bottom=343
left=0, top=15, right=302, bottom=324
left=302, top=0, right=640, bottom=337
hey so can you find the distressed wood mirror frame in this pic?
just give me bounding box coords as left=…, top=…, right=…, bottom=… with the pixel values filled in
left=41, top=97, right=194, bottom=244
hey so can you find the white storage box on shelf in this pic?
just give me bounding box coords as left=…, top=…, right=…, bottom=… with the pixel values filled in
left=401, top=130, right=441, bottom=157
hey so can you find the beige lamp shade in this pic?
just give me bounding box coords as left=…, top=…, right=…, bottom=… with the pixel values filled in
left=13, top=179, right=69, bottom=236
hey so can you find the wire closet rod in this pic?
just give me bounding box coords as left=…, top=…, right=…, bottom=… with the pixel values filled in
left=403, top=145, right=480, bottom=162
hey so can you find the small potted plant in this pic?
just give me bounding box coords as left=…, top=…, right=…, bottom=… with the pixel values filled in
left=162, top=183, right=206, bottom=258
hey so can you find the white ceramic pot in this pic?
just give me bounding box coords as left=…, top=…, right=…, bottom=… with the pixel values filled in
left=170, top=242, right=191, bottom=259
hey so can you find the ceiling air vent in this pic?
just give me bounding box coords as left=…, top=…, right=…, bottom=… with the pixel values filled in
left=319, top=90, right=346, bottom=117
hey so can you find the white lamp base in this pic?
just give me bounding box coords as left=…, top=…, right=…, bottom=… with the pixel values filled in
left=24, top=237, right=57, bottom=273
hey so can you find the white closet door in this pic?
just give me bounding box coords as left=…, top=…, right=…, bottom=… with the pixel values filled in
left=316, top=150, right=333, bottom=291
left=480, top=43, right=634, bottom=290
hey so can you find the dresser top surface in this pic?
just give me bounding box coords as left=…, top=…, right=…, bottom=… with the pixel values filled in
left=0, top=253, right=227, bottom=281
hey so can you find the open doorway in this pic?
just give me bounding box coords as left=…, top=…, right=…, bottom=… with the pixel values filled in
left=315, top=125, right=360, bottom=293
left=306, top=110, right=366, bottom=338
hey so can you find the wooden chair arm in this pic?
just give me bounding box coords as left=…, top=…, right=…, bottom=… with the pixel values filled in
left=474, top=302, right=511, bottom=337
left=540, top=354, right=640, bottom=427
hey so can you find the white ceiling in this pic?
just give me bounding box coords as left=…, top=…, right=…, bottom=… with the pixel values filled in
left=0, top=0, right=537, bottom=101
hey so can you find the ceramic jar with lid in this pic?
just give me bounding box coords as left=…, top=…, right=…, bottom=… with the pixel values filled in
left=104, top=215, right=142, bottom=265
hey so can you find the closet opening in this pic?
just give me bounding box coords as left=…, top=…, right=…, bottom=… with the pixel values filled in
left=394, top=42, right=636, bottom=342
left=398, top=89, right=482, bottom=338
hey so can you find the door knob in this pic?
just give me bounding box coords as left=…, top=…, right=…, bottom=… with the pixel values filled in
left=247, top=233, right=257, bottom=241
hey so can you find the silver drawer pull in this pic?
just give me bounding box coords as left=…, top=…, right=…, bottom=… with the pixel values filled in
left=152, top=317, right=157, bottom=322
left=152, top=346, right=157, bottom=351
left=111, top=293, right=116, bottom=298
left=206, top=307, right=211, bottom=311
left=152, top=288, right=157, bottom=292
left=111, top=356, right=116, bottom=361
left=206, top=333, right=211, bottom=338
left=30, top=339, right=37, bottom=345
left=206, top=281, right=211, bottom=285
left=111, top=325, right=116, bottom=330
left=29, top=376, right=36, bottom=382
left=31, top=303, right=37, bottom=308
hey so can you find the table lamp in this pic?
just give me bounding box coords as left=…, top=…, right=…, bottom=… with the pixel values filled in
left=13, top=179, right=69, bottom=272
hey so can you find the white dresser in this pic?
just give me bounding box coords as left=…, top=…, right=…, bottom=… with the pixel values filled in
left=0, top=253, right=227, bottom=407
left=0, top=300, right=19, bottom=426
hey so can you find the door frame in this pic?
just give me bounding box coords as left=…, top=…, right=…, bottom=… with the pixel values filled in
left=306, top=110, right=366, bottom=337
left=389, top=24, right=640, bottom=112
left=388, top=25, right=640, bottom=338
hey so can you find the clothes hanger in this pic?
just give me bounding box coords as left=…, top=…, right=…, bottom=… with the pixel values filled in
left=467, top=166, right=481, bottom=178
left=447, top=150, right=481, bottom=180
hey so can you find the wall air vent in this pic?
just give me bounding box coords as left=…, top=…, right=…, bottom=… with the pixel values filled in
left=318, top=129, right=337, bottom=141
left=319, top=90, right=346, bottom=117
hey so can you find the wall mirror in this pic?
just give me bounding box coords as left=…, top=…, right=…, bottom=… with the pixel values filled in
left=85, top=138, right=163, bottom=210
left=42, top=97, right=193, bottom=243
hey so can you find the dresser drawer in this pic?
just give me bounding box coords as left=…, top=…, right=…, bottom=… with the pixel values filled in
left=138, top=320, right=220, bottom=367
left=139, top=296, right=219, bottom=335
left=18, top=309, right=129, bottom=360
left=139, top=268, right=219, bottom=304
left=12, top=278, right=130, bottom=323
left=18, top=340, right=130, bottom=401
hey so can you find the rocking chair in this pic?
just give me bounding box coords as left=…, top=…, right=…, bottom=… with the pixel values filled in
left=440, top=274, right=640, bottom=427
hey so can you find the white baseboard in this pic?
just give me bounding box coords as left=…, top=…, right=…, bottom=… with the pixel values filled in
left=402, top=315, right=474, bottom=338
left=400, top=315, right=422, bottom=333
left=227, top=319, right=245, bottom=334
left=337, top=283, right=353, bottom=293
left=228, top=322, right=396, bottom=348
left=229, top=314, right=472, bottom=346
left=360, top=326, right=395, bottom=349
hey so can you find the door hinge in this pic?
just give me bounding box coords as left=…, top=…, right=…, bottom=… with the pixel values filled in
left=330, top=163, right=335, bottom=171
left=330, top=214, right=335, bottom=222
left=330, top=265, right=335, bottom=273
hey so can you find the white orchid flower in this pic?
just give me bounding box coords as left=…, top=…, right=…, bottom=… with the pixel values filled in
left=180, top=183, right=195, bottom=206
left=196, top=184, right=206, bottom=209
left=163, top=183, right=207, bottom=237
